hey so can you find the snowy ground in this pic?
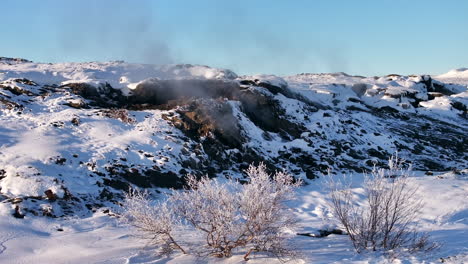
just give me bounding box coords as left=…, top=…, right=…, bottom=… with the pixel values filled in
left=0, top=170, right=466, bottom=264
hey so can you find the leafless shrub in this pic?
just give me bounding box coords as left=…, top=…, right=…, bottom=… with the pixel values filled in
left=120, top=189, right=186, bottom=256
left=121, top=163, right=301, bottom=261
left=326, top=155, right=436, bottom=254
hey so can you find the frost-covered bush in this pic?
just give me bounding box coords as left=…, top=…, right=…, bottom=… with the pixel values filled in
left=121, top=189, right=186, bottom=255
left=121, top=163, right=301, bottom=260
left=326, top=155, right=436, bottom=254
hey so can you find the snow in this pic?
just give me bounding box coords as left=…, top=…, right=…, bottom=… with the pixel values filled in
left=0, top=59, right=467, bottom=263
left=435, top=68, right=468, bottom=86
left=0, top=61, right=237, bottom=92
left=0, top=212, right=142, bottom=264
left=437, top=68, right=468, bottom=79
left=0, top=171, right=467, bottom=263
left=244, top=74, right=289, bottom=88
left=419, top=97, right=457, bottom=117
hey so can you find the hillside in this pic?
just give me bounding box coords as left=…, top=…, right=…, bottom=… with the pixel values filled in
left=0, top=58, right=467, bottom=263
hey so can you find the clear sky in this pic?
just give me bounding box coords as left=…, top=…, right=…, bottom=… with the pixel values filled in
left=1, top=0, right=467, bottom=76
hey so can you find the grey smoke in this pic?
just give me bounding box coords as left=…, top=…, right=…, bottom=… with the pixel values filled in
left=173, top=1, right=349, bottom=75
left=53, top=0, right=172, bottom=64
left=48, top=1, right=348, bottom=74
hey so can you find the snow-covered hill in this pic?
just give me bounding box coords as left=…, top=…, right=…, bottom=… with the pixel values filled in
left=0, top=58, right=467, bottom=263
left=0, top=58, right=467, bottom=213
left=435, top=68, right=468, bottom=85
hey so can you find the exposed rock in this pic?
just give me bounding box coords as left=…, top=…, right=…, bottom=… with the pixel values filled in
left=64, top=83, right=100, bottom=98
left=175, top=99, right=243, bottom=148
left=451, top=101, right=467, bottom=117
left=65, top=99, right=88, bottom=109
left=351, top=83, right=368, bottom=97
left=367, top=148, right=388, bottom=159
left=297, top=229, right=346, bottom=238
left=104, top=163, right=185, bottom=189
left=71, top=117, right=80, bottom=126
left=13, top=205, right=25, bottom=219
left=420, top=75, right=456, bottom=96
left=0, top=84, right=36, bottom=96
left=14, top=78, right=37, bottom=86
left=239, top=89, right=306, bottom=138
left=130, top=79, right=241, bottom=107
left=0, top=98, right=17, bottom=109
left=42, top=205, right=55, bottom=217
left=64, top=82, right=125, bottom=107
left=428, top=92, right=444, bottom=100
left=101, top=108, right=136, bottom=124
left=0, top=57, right=32, bottom=63
left=11, top=197, right=23, bottom=204
left=44, top=190, right=57, bottom=201
left=55, top=157, right=67, bottom=165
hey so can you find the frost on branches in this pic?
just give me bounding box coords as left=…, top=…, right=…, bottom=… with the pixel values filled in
left=326, top=155, right=437, bottom=254
left=121, top=163, right=301, bottom=260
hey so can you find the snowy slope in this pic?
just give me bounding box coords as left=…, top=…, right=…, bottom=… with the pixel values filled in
left=0, top=58, right=466, bottom=211
left=0, top=58, right=467, bottom=263
left=435, top=68, right=468, bottom=85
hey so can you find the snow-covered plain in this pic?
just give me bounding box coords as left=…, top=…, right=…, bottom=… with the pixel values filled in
left=0, top=171, right=467, bottom=264
left=0, top=58, right=467, bottom=263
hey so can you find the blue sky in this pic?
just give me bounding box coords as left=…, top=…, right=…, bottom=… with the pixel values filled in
left=1, top=0, right=467, bottom=76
